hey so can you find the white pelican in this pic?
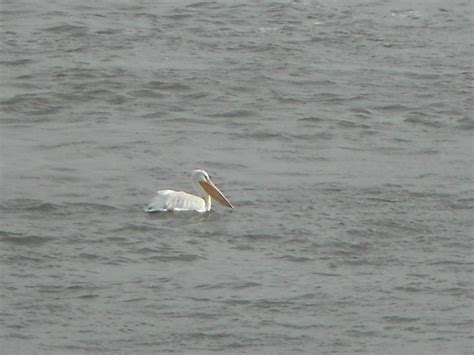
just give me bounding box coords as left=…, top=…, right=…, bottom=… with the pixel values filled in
left=144, top=169, right=234, bottom=213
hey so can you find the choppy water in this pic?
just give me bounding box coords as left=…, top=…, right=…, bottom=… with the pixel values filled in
left=1, top=0, right=473, bottom=353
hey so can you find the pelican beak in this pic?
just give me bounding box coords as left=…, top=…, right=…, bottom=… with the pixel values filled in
left=199, top=179, right=234, bottom=209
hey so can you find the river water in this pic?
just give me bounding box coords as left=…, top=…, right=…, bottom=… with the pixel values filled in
left=1, top=0, right=473, bottom=354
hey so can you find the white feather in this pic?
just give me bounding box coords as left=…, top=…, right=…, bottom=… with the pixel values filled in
left=145, top=190, right=207, bottom=213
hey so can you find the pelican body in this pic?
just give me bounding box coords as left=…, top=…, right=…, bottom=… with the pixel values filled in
left=145, top=170, right=234, bottom=213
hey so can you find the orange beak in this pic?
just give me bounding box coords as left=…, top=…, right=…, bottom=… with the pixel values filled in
left=199, top=179, right=234, bottom=209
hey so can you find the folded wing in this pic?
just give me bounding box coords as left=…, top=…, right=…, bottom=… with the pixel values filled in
left=144, top=190, right=206, bottom=212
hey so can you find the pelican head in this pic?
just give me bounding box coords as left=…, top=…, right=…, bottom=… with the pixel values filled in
left=191, top=169, right=234, bottom=209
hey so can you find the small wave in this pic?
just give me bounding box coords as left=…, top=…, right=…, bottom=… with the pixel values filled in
left=123, top=297, right=147, bottom=303
left=220, top=298, right=252, bottom=305
left=313, top=272, right=341, bottom=277
left=39, top=140, right=95, bottom=150
left=273, top=321, right=322, bottom=330
left=404, top=113, right=443, bottom=128
left=231, top=131, right=291, bottom=141
left=6, top=254, right=43, bottom=263
left=24, top=202, right=62, bottom=212
left=237, top=233, right=283, bottom=241
left=0, top=9, right=32, bottom=16
left=315, top=92, right=343, bottom=103
left=382, top=315, right=419, bottom=323
left=42, top=24, right=88, bottom=34
left=408, top=191, right=451, bottom=199
left=0, top=199, right=63, bottom=213
left=78, top=294, right=99, bottom=299
left=337, top=120, right=370, bottom=129
left=113, top=223, right=159, bottom=233
left=77, top=253, right=99, bottom=260
left=230, top=244, right=255, bottom=251
left=0, top=94, right=66, bottom=117
left=440, top=287, right=473, bottom=298
left=329, top=240, right=371, bottom=253
left=393, top=284, right=429, bottom=293
left=249, top=299, right=294, bottom=309
left=429, top=260, right=473, bottom=266
left=53, top=67, right=98, bottom=80
left=277, top=255, right=313, bottom=262
left=186, top=1, right=220, bottom=9
left=456, top=116, right=474, bottom=130
left=96, top=28, right=122, bottom=35
left=232, top=282, right=261, bottom=289
left=390, top=9, right=423, bottom=19
left=0, top=231, right=52, bottom=246
left=135, top=246, right=166, bottom=254
left=144, top=81, right=191, bottom=91
left=374, top=103, right=411, bottom=111
left=4, top=332, right=33, bottom=340
left=163, top=13, right=193, bottom=21
left=272, top=94, right=307, bottom=104
left=286, top=293, right=317, bottom=301
left=195, top=282, right=234, bottom=290
left=0, top=59, right=33, bottom=66
left=182, top=91, right=208, bottom=100
left=146, top=253, right=201, bottom=262
left=290, top=131, right=334, bottom=140
left=128, top=89, right=166, bottom=99
left=446, top=198, right=474, bottom=210
left=415, top=149, right=439, bottom=155
left=404, top=72, right=441, bottom=80
left=298, top=116, right=324, bottom=123
left=64, top=284, right=99, bottom=292
left=67, top=202, right=119, bottom=212
left=209, top=109, right=254, bottom=118
left=347, top=329, right=379, bottom=337
left=349, top=107, right=374, bottom=115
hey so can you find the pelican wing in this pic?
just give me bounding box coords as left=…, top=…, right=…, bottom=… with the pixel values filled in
left=145, top=190, right=206, bottom=212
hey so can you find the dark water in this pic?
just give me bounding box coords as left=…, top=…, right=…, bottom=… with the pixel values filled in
left=1, top=0, right=473, bottom=353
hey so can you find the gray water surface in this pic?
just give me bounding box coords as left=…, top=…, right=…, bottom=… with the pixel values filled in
left=1, top=0, right=473, bottom=354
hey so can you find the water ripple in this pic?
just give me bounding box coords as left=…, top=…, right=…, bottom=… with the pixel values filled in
left=0, top=231, right=52, bottom=246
